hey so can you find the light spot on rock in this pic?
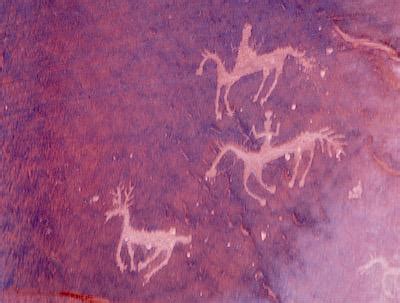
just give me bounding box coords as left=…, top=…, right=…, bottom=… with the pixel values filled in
left=261, top=231, right=267, bottom=241
left=90, top=195, right=100, bottom=204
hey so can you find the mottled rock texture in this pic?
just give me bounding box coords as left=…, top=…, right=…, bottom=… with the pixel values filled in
left=1, top=1, right=400, bottom=302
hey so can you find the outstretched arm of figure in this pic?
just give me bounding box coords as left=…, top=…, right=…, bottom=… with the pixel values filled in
left=273, top=122, right=281, bottom=137
left=251, top=125, right=270, bottom=140
left=251, top=126, right=262, bottom=139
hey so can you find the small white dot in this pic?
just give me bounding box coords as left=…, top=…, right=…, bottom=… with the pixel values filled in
left=261, top=231, right=267, bottom=241
left=186, top=252, right=191, bottom=258
left=326, top=47, right=334, bottom=55
left=291, top=104, right=296, bottom=110
left=227, top=242, right=231, bottom=247
left=129, top=153, right=133, bottom=159
left=320, top=69, right=326, bottom=78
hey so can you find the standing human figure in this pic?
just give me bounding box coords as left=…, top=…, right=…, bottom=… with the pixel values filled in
left=251, top=111, right=281, bottom=152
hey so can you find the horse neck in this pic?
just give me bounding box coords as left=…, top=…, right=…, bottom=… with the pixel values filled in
left=207, top=54, right=227, bottom=75
left=222, top=143, right=248, bottom=160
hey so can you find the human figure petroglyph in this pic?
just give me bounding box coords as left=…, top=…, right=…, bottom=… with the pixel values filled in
left=205, top=115, right=346, bottom=206
left=236, top=23, right=259, bottom=71
left=105, top=183, right=192, bottom=284
left=250, top=110, right=281, bottom=151
left=359, top=254, right=400, bottom=300
left=196, top=23, right=314, bottom=120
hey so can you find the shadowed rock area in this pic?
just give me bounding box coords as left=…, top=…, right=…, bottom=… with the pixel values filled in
left=1, top=1, right=400, bottom=302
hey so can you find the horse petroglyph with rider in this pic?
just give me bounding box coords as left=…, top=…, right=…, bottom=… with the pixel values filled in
left=205, top=112, right=346, bottom=206
left=196, top=23, right=314, bottom=120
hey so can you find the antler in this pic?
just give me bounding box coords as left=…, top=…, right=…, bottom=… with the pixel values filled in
left=318, top=127, right=347, bottom=160
left=201, top=49, right=214, bottom=58
left=111, top=182, right=134, bottom=207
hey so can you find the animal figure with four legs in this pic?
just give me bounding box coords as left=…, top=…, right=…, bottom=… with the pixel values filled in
left=196, top=23, right=314, bottom=120
left=205, top=113, right=346, bottom=206
left=105, top=183, right=192, bottom=284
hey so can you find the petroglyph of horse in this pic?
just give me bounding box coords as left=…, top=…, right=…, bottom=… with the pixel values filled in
left=196, top=23, right=314, bottom=120
left=359, top=254, right=400, bottom=300
left=105, top=183, right=192, bottom=284
left=205, top=113, right=346, bottom=206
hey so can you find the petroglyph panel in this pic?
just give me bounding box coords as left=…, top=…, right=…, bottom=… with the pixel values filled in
left=2, top=1, right=400, bottom=303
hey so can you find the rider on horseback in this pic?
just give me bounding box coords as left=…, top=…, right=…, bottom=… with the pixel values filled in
left=251, top=111, right=281, bottom=151
left=236, top=23, right=258, bottom=71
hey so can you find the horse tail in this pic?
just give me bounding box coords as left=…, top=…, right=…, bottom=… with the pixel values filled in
left=219, top=143, right=247, bottom=162
left=196, top=50, right=223, bottom=76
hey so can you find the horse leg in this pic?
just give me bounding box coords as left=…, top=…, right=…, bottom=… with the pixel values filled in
left=260, top=67, right=283, bottom=104
left=288, top=152, right=302, bottom=188
left=252, top=71, right=269, bottom=103
left=127, top=242, right=136, bottom=271
left=299, top=146, right=315, bottom=188
left=223, top=84, right=234, bottom=116
left=255, top=168, right=276, bottom=194
left=215, top=84, right=222, bottom=120
left=243, top=167, right=267, bottom=206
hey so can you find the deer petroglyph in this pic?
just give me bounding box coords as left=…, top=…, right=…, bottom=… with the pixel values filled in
left=196, top=23, right=314, bottom=120
left=359, top=254, right=400, bottom=300
left=105, top=183, right=192, bottom=284
left=205, top=112, right=346, bottom=206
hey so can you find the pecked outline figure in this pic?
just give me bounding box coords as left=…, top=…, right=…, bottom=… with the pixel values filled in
left=105, top=183, right=192, bottom=284
left=205, top=111, right=346, bottom=206
left=196, top=23, right=314, bottom=120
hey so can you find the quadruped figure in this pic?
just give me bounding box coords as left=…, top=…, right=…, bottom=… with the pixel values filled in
left=205, top=111, right=346, bottom=206
left=105, top=183, right=192, bottom=284
left=196, top=23, right=314, bottom=120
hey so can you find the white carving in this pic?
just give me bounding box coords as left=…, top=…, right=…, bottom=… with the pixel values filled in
left=196, top=23, right=314, bottom=120
left=205, top=113, right=346, bottom=206
left=105, top=183, right=192, bottom=284
left=359, top=254, right=400, bottom=300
